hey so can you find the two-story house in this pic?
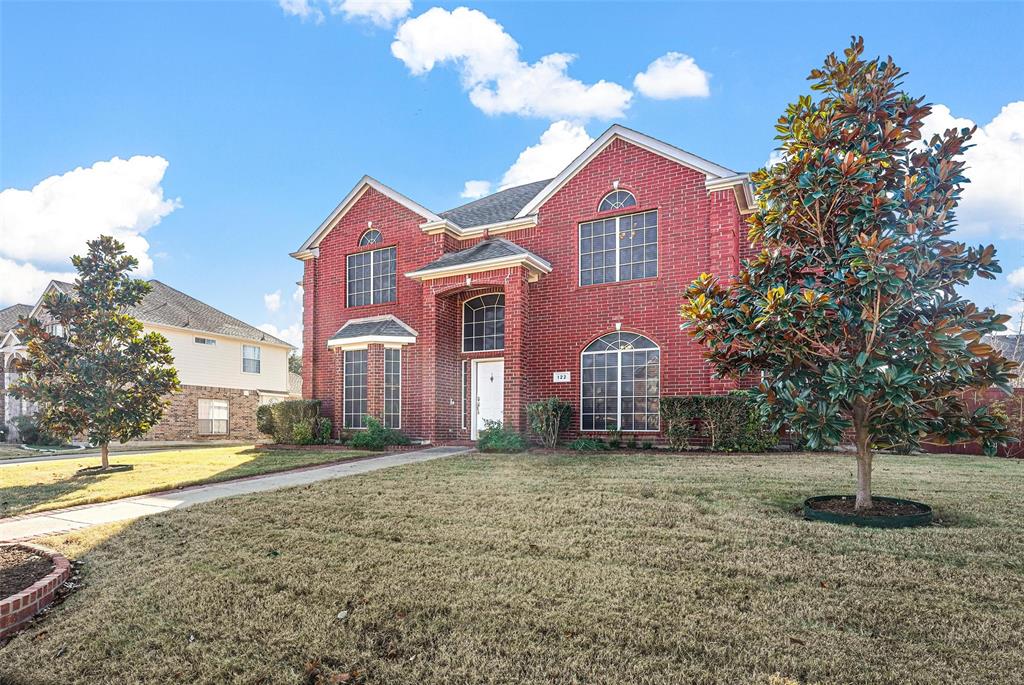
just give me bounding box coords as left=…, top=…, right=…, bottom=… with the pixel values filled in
left=1, top=280, right=296, bottom=443
left=293, top=125, right=755, bottom=444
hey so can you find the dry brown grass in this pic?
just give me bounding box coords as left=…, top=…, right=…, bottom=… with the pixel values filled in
left=2, top=451, right=1022, bottom=684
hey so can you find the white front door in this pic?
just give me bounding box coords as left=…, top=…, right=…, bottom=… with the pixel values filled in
left=473, top=359, right=504, bottom=439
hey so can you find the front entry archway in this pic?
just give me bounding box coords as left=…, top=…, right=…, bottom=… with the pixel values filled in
left=471, top=358, right=504, bottom=439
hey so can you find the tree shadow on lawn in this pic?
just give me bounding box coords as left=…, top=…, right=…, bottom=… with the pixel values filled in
left=0, top=470, right=115, bottom=518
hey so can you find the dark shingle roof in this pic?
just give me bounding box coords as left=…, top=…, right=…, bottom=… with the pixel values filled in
left=130, top=280, right=292, bottom=347
left=440, top=179, right=550, bottom=229
left=0, top=304, right=32, bottom=335
left=412, top=238, right=549, bottom=274
left=988, top=334, right=1024, bottom=364
left=329, top=315, right=416, bottom=342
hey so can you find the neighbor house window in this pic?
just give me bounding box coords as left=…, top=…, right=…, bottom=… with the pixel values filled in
left=384, top=348, right=401, bottom=429
left=462, top=294, right=505, bottom=352
left=344, top=349, right=368, bottom=429
left=198, top=399, right=229, bottom=435
left=598, top=189, right=636, bottom=212
left=347, top=246, right=396, bottom=307
left=242, top=344, right=261, bottom=373
left=194, top=337, right=216, bottom=346
left=579, top=210, right=658, bottom=286
left=359, top=229, right=383, bottom=246
left=581, top=332, right=660, bottom=432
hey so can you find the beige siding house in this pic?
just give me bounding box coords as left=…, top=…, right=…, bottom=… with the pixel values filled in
left=1, top=280, right=295, bottom=443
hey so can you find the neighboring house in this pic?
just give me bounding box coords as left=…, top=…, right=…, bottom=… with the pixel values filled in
left=1, top=304, right=33, bottom=434
left=1, top=280, right=294, bottom=443
left=988, top=335, right=1024, bottom=385
left=292, top=124, right=755, bottom=444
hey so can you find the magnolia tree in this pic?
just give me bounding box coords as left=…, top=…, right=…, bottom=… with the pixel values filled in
left=681, top=38, right=1018, bottom=510
left=12, top=236, right=180, bottom=470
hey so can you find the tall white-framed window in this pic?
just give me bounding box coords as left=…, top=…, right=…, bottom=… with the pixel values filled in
left=579, top=210, right=658, bottom=286
left=242, top=344, right=261, bottom=374
left=384, top=348, right=401, bottom=429
left=346, top=246, right=396, bottom=307
left=344, top=349, right=368, bottom=429
left=462, top=294, right=505, bottom=352
left=198, top=399, right=229, bottom=435
left=580, top=332, right=660, bottom=432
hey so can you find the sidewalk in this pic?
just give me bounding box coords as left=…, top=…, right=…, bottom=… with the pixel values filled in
left=0, top=446, right=469, bottom=543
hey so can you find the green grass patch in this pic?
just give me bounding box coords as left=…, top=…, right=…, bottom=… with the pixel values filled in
left=3, top=452, right=1022, bottom=684
left=0, top=445, right=369, bottom=517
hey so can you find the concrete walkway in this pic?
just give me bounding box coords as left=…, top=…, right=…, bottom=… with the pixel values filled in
left=0, top=446, right=469, bottom=543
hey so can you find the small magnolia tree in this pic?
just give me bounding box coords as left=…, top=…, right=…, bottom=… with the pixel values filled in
left=681, top=38, right=1018, bottom=510
left=12, top=236, right=180, bottom=470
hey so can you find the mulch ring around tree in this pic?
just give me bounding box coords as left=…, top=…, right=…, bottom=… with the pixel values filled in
left=0, top=546, right=54, bottom=598
left=75, top=463, right=134, bottom=476
left=803, top=495, right=934, bottom=528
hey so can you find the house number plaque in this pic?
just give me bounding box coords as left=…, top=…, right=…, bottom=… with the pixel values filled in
left=552, top=372, right=571, bottom=383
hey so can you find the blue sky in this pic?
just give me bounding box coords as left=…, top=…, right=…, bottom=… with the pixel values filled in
left=2, top=1, right=1022, bottom=346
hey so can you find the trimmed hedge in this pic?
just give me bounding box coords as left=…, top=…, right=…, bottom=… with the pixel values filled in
left=349, top=416, right=411, bottom=450
left=660, top=393, right=777, bottom=452
left=258, top=400, right=331, bottom=445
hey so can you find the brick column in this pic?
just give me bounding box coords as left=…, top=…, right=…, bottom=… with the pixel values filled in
left=366, top=343, right=385, bottom=422
left=332, top=349, right=345, bottom=438
left=503, top=266, right=530, bottom=433
left=420, top=287, right=440, bottom=443
left=708, top=188, right=741, bottom=282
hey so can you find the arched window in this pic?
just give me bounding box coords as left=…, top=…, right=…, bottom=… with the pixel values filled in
left=463, top=294, right=505, bottom=352
left=581, top=332, right=660, bottom=431
left=359, top=229, right=383, bottom=246
left=598, top=189, right=637, bottom=212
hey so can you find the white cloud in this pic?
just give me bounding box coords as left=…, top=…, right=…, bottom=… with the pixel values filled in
left=0, top=257, right=76, bottom=308
left=460, top=180, right=492, bottom=199
left=921, top=102, right=1024, bottom=238
left=391, top=7, right=632, bottom=121
left=259, top=322, right=303, bottom=349
left=334, top=0, right=411, bottom=27
left=0, top=155, right=179, bottom=307
left=264, top=290, right=282, bottom=313
left=633, top=52, right=711, bottom=100
left=292, top=286, right=304, bottom=303
left=499, top=120, right=593, bottom=189
left=1008, top=267, right=1024, bottom=289
left=279, top=0, right=324, bottom=23
left=765, top=149, right=787, bottom=169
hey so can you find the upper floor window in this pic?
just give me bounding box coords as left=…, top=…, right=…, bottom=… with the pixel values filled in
left=463, top=294, right=505, bottom=352
left=242, top=344, right=261, bottom=374
left=579, top=210, right=658, bottom=286
left=194, top=336, right=216, bottom=346
left=347, top=246, right=397, bottom=307
left=359, top=229, right=383, bottom=246
left=598, top=189, right=637, bottom=212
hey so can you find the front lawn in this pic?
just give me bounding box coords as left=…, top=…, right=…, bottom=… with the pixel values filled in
left=3, top=452, right=1022, bottom=684
left=0, top=445, right=370, bottom=517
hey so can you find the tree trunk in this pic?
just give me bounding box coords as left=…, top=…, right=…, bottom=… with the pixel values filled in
left=852, top=406, right=873, bottom=511
left=100, top=442, right=109, bottom=470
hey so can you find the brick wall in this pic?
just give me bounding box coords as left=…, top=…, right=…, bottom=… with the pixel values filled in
left=303, top=137, right=748, bottom=443
left=143, top=384, right=262, bottom=442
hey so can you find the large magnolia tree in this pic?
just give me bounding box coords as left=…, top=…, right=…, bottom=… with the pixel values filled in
left=12, top=236, right=180, bottom=470
left=682, top=38, right=1018, bottom=510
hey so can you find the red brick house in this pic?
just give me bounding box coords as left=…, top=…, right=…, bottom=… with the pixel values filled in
left=292, top=125, right=755, bottom=444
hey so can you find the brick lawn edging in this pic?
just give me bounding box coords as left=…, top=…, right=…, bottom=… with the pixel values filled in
left=0, top=543, right=71, bottom=639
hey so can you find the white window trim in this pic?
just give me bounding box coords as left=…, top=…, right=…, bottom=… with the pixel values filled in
left=241, top=344, right=261, bottom=374
left=197, top=398, right=230, bottom=436
left=598, top=189, right=637, bottom=212
left=461, top=294, right=506, bottom=354
left=578, top=210, right=659, bottom=287
left=346, top=246, right=396, bottom=308
left=579, top=335, right=661, bottom=433
left=194, top=336, right=216, bottom=346
left=384, top=347, right=401, bottom=430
